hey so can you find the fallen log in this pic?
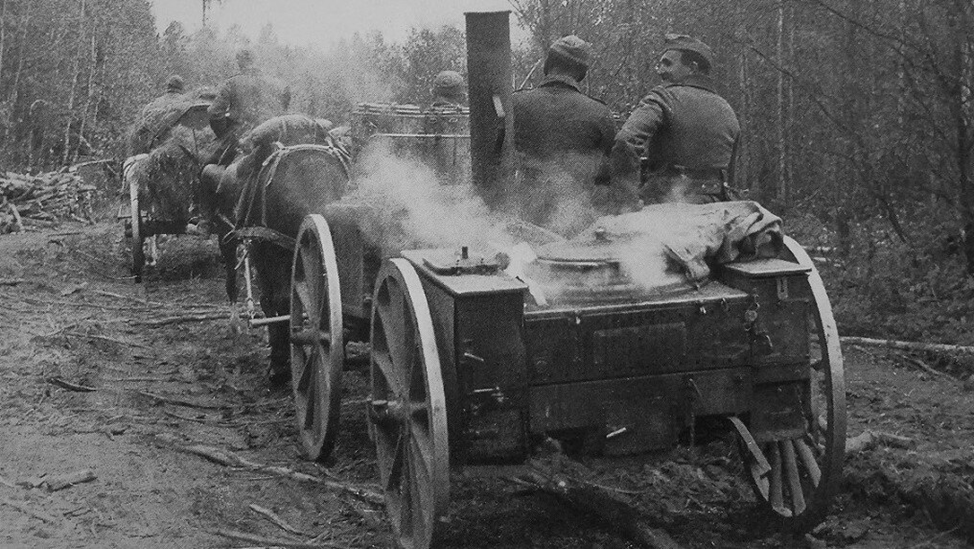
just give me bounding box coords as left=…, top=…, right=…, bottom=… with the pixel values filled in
left=841, top=336, right=974, bottom=356
left=43, top=469, right=97, bottom=491
left=516, top=457, right=683, bottom=549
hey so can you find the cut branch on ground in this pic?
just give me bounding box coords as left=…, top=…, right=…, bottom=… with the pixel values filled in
left=152, top=435, right=383, bottom=506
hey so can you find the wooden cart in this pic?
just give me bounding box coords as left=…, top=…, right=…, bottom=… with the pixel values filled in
left=280, top=11, right=845, bottom=549
left=120, top=102, right=213, bottom=281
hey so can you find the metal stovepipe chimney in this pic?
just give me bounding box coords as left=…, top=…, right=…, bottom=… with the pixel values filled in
left=464, top=11, right=514, bottom=209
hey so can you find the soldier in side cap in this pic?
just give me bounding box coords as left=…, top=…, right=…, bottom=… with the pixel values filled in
left=430, top=70, right=467, bottom=109
left=611, top=34, right=740, bottom=206
left=127, top=75, right=190, bottom=155
left=511, top=35, right=617, bottom=234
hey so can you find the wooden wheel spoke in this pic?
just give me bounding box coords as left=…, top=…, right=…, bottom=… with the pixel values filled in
left=303, top=383, right=318, bottom=430
left=795, top=439, right=822, bottom=488
left=407, top=446, right=431, bottom=544
left=386, top=431, right=407, bottom=493
left=388, top=290, right=413, bottom=384
left=296, top=346, right=316, bottom=394
left=375, top=299, right=407, bottom=384
left=408, top=425, right=435, bottom=477
left=371, top=349, right=400, bottom=395
left=397, top=447, right=414, bottom=538
left=410, top=402, right=430, bottom=426
left=293, top=281, right=319, bottom=326
left=768, top=443, right=791, bottom=517
left=299, top=240, right=320, bottom=290
left=781, top=440, right=807, bottom=515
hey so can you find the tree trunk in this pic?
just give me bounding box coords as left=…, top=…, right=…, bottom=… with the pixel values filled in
left=73, top=32, right=97, bottom=164
left=8, top=3, right=31, bottom=157
left=776, top=0, right=787, bottom=202
left=0, top=0, right=8, bottom=100
left=61, top=0, right=86, bottom=166
left=738, top=46, right=750, bottom=192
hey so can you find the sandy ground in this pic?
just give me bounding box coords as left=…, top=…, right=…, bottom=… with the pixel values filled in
left=0, top=221, right=972, bottom=549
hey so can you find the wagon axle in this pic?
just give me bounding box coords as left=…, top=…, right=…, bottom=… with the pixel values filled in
left=368, top=399, right=429, bottom=428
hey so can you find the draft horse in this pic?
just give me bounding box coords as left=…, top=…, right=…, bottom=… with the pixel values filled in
left=203, top=127, right=350, bottom=386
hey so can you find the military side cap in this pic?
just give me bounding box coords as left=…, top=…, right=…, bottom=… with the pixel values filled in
left=548, top=35, right=591, bottom=68
left=433, top=70, right=464, bottom=91
left=663, top=33, right=714, bottom=67
left=166, top=75, right=184, bottom=93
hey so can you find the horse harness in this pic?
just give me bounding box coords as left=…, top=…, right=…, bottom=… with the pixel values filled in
left=230, top=137, right=351, bottom=253
left=228, top=138, right=351, bottom=321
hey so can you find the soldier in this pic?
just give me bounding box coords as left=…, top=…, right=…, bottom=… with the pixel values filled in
left=430, top=70, right=466, bottom=109
left=128, top=75, right=188, bottom=155
left=612, top=34, right=740, bottom=205
left=207, top=48, right=291, bottom=146
left=511, top=35, right=616, bottom=233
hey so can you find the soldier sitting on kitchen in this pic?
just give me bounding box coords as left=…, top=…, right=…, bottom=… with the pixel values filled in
left=510, top=35, right=617, bottom=235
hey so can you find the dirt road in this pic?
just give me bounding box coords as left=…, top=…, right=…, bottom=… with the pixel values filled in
left=0, top=221, right=971, bottom=549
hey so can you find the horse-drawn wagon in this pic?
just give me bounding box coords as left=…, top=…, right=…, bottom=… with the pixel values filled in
left=120, top=99, right=217, bottom=281
left=255, top=11, right=847, bottom=549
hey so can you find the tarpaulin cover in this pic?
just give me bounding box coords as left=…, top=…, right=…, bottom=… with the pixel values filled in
left=128, top=92, right=212, bottom=156
left=565, top=200, right=783, bottom=281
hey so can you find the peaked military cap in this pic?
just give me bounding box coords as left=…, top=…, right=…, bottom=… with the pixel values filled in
left=433, top=70, right=464, bottom=91
left=548, top=35, right=591, bottom=68
left=662, top=33, right=714, bottom=67
left=166, top=75, right=184, bottom=93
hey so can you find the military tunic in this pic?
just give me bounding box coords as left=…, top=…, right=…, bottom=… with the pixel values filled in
left=612, top=74, right=740, bottom=204
left=208, top=69, right=291, bottom=138
left=511, top=74, right=617, bottom=232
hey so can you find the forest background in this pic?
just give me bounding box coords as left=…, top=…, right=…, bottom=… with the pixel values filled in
left=1, top=0, right=973, bottom=348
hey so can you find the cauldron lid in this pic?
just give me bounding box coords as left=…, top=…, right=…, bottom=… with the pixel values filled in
left=535, top=237, right=627, bottom=263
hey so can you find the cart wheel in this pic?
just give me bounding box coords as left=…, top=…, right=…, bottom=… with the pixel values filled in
left=290, top=214, right=344, bottom=461
left=744, top=236, right=846, bottom=531
left=368, top=258, right=449, bottom=549
left=128, top=173, right=146, bottom=282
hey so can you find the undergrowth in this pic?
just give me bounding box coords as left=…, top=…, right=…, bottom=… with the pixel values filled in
left=785, top=206, right=974, bottom=348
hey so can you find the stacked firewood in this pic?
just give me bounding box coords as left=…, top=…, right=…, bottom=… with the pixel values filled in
left=0, top=170, right=96, bottom=233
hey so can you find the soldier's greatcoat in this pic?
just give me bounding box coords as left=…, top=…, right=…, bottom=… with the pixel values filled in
left=511, top=74, right=617, bottom=231
left=208, top=69, right=290, bottom=137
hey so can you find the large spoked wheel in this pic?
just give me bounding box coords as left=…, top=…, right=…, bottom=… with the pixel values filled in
left=290, top=214, right=344, bottom=462
left=368, top=258, right=449, bottom=549
left=744, top=236, right=846, bottom=531
left=128, top=171, right=146, bottom=282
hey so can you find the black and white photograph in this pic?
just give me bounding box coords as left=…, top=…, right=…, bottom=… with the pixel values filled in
left=0, top=1, right=971, bottom=547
